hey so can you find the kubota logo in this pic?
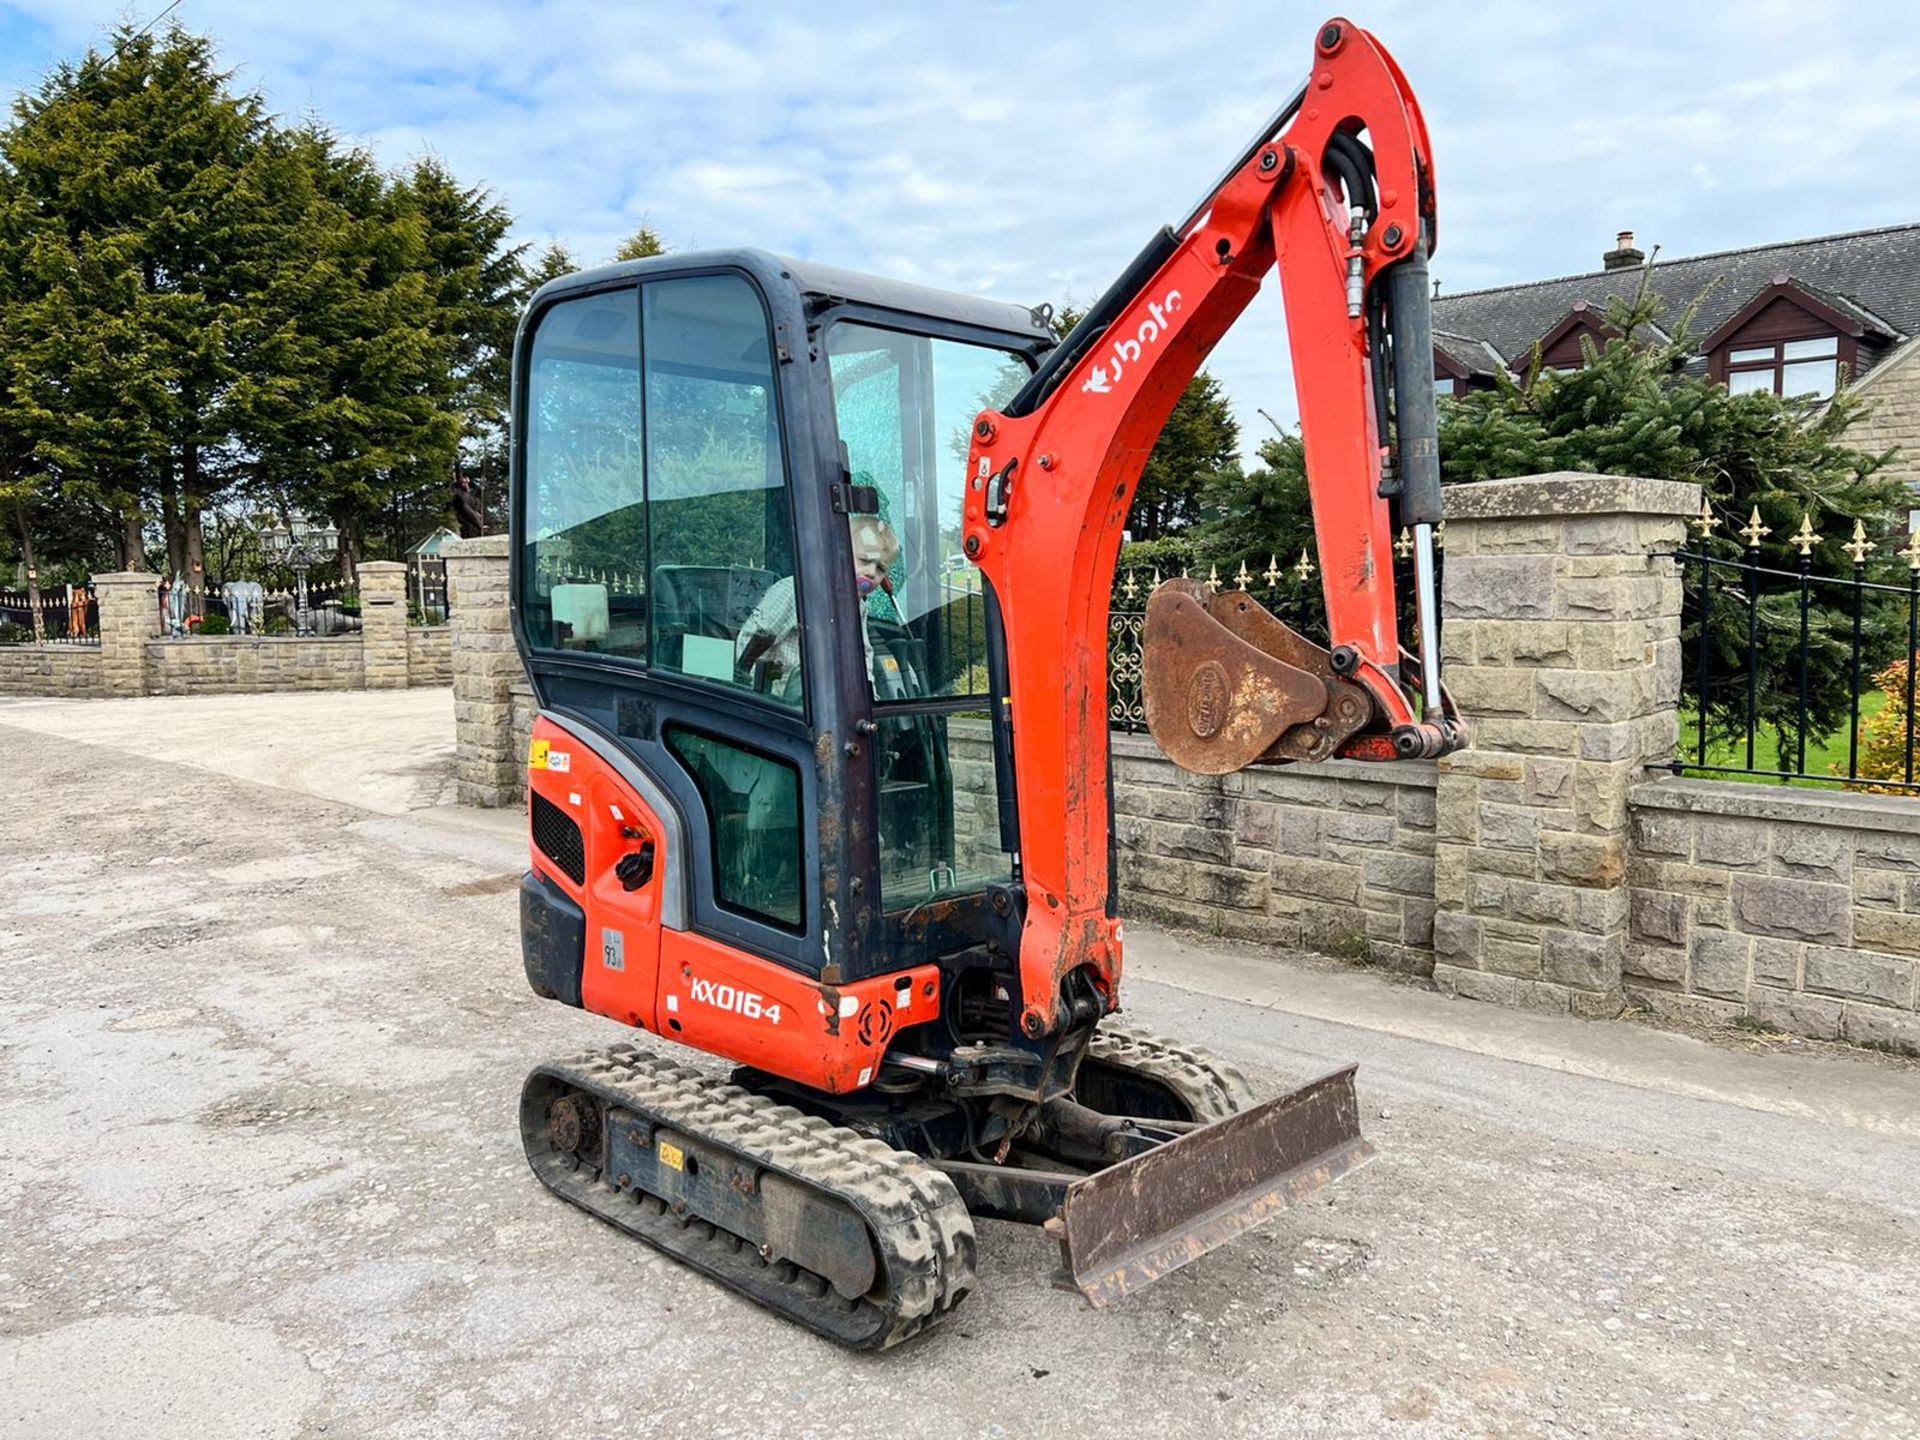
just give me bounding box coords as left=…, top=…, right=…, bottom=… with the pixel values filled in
left=1080, top=288, right=1184, bottom=396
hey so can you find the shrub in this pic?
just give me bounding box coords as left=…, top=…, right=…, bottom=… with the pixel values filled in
left=263, top=613, right=293, bottom=636
left=198, top=615, right=231, bottom=636
left=0, top=620, right=31, bottom=645
left=1845, top=656, right=1920, bottom=794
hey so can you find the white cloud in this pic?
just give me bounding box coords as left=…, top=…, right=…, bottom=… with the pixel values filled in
left=4, top=0, right=1917, bottom=456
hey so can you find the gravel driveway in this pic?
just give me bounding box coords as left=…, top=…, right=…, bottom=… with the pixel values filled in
left=2, top=693, right=1917, bottom=1439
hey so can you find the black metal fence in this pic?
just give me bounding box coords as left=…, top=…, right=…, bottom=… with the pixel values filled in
left=1673, top=505, right=1920, bottom=793
left=0, top=588, right=99, bottom=645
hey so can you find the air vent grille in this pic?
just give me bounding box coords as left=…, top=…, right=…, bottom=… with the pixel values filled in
left=531, top=791, right=586, bottom=886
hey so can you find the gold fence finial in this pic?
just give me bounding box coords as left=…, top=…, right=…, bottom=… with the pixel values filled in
left=1902, top=529, right=1920, bottom=572
left=1843, top=518, right=1875, bottom=566
left=1740, top=506, right=1771, bottom=549
left=1792, top=514, right=1817, bottom=557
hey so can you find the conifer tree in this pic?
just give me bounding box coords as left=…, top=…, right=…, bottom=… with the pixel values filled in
left=1192, top=286, right=1904, bottom=760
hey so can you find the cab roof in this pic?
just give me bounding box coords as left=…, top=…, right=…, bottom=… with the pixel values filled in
left=537, top=247, right=1056, bottom=346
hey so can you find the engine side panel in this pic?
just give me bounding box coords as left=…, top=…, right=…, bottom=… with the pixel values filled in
left=524, top=714, right=941, bottom=1094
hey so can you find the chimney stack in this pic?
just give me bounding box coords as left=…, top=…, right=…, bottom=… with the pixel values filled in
left=1603, top=230, right=1645, bottom=271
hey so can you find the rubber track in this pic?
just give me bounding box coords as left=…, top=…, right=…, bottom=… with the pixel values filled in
left=1082, top=1022, right=1259, bottom=1121
left=522, top=1044, right=975, bottom=1350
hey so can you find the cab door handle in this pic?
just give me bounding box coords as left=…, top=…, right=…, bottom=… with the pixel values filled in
left=615, top=841, right=656, bottom=892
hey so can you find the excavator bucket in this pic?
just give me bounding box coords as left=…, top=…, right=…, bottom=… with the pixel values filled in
left=1048, top=1066, right=1374, bottom=1306
left=1142, top=579, right=1376, bottom=773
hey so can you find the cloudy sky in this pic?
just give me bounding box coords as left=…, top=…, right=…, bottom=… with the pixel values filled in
left=3, top=0, right=1917, bottom=451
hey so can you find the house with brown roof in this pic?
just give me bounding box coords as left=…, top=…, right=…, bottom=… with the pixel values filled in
left=1430, top=225, right=1920, bottom=492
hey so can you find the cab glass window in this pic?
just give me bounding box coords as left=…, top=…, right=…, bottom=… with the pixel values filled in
left=667, top=727, right=803, bottom=930
left=645, top=275, right=801, bottom=706
left=826, top=323, right=1027, bottom=702
left=827, top=322, right=1028, bottom=912
left=520, top=288, right=647, bottom=657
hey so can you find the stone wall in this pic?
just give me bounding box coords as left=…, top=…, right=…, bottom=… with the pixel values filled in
left=1429, top=473, right=1697, bottom=1016
left=1111, top=736, right=1437, bottom=971
left=1627, top=780, right=1920, bottom=1051
left=445, top=536, right=520, bottom=807
left=1, top=560, right=452, bottom=699
left=0, top=645, right=103, bottom=697
left=1848, top=341, right=1920, bottom=497
left=144, top=635, right=366, bottom=694
left=408, top=627, right=452, bottom=686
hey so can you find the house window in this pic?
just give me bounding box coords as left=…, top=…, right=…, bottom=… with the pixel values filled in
left=1723, top=336, right=1840, bottom=399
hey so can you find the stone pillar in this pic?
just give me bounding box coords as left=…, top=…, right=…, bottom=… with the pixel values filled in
left=356, top=560, right=409, bottom=689
left=1430, top=474, right=1699, bottom=1015
left=92, top=571, right=158, bottom=698
left=445, top=536, right=521, bottom=807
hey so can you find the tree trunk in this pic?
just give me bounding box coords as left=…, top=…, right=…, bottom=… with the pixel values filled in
left=182, top=443, right=206, bottom=588
left=121, top=510, right=147, bottom=571
left=333, top=511, right=359, bottom=591
left=14, top=501, right=43, bottom=644
left=161, top=459, right=185, bottom=578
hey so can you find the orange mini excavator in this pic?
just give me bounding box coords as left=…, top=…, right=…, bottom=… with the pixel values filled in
left=510, top=16, right=1463, bottom=1347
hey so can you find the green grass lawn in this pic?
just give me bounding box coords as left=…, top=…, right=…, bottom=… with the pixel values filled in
left=1675, top=691, right=1887, bottom=789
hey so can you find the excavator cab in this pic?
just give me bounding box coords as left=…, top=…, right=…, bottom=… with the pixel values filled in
left=515, top=257, right=1053, bottom=1004
left=512, top=16, right=1455, bottom=1346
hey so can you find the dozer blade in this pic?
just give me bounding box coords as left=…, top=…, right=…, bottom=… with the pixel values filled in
left=1048, top=1064, right=1374, bottom=1307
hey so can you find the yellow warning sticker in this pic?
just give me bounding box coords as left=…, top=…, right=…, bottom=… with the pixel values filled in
left=529, top=739, right=550, bottom=769
left=659, top=1140, right=685, bottom=1172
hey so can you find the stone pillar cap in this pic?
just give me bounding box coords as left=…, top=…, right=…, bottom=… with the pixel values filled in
left=443, top=535, right=510, bottom=559
left=356, top=560, right=407, bottom=575
left=1444, top=474, right=1702, bottom=521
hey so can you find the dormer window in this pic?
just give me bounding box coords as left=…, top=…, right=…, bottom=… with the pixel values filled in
left=1703, top=276, right=1889, bottom=402
left=1725, top=336, right=1840, bottom=398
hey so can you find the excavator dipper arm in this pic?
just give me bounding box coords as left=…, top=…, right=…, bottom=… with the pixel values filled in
left=960, top=17, right=1465, bottom=1039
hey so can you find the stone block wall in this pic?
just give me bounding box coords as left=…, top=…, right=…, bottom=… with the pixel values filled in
left=1628, top=780, right=1920, bottom=1052
left=358, top=560, right=409, bottom=689
left=144, top=635, right=365, bottom=694
left=2, top=560, right=450, bottom=699
left=1848, top=343, right=1920, bottom=496
left=1111, top=735, right=1437, bottom=970
left=0, top=645, right=103, bottom=697
left=446, top=536, right=520, bottom=807
left=1430, top=474, right=1699, bottom=1016
left=408, top=627, right=452, bottom=685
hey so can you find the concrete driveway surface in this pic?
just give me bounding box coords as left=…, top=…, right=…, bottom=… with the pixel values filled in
left=1, top=691, right=1917, bottom=1439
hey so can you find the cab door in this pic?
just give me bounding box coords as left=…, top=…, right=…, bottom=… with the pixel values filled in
left=516, top=265, right=841, bottom=1002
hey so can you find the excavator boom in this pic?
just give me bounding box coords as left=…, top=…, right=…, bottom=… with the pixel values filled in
left=961, top=16, right=1464, bottom=1041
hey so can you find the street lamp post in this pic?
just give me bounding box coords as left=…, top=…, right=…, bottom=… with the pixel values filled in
left=261, top=514, right=341, bottom=636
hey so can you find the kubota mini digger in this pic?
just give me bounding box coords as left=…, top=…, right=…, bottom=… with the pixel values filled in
left=510, top=16, right=1463, bottom=1347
